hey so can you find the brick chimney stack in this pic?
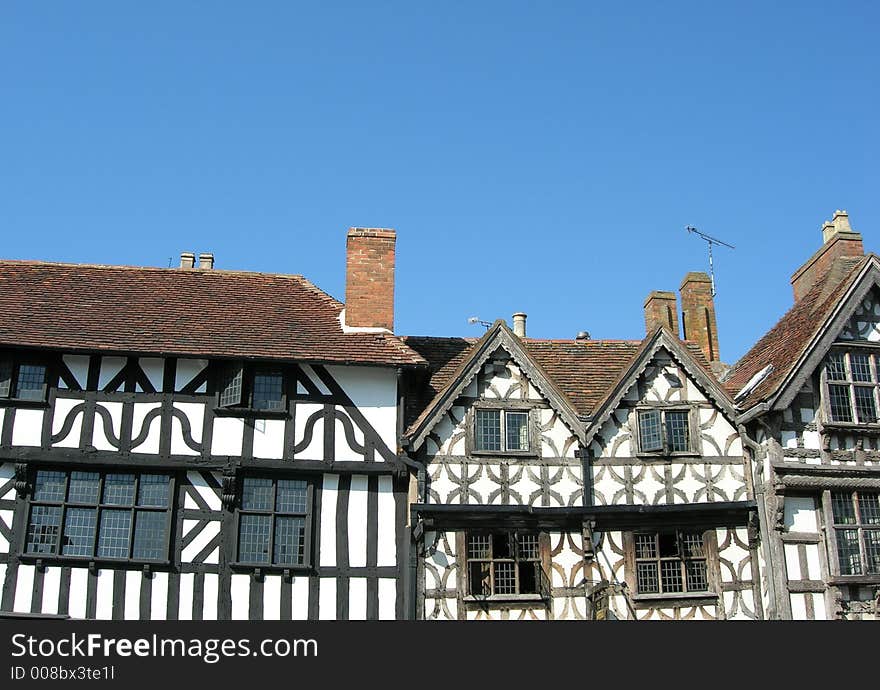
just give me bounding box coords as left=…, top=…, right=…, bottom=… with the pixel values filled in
left=791, top=210, right=864, bottom=302
left=345, top=227, right=396, bottom=332
left=644, top=291, right=679, bottom=336
left=680, top=272, right=720, bottom=362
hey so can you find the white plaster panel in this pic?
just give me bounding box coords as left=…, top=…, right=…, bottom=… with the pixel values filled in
left=230, top=573, right=250, bottom=620
left=789, top=593, right=808, bottom=620
left=325, top=365, right=397, bottom=457
left=348, top=475, right=368, bottom=567
left=98, top=356, right=127, bottom=390
left=51, top=397, right=83, bottom=448
left=802, top=430, right=820, bottom=450
left=333, top=408, right=364, bottom=462
left=0, top=463, right=13, bottom=500
left=175, top=359, right=208, bottom=392
left=0, top=509, right=13, bottom=552
left=784, top=544, right=802, bottom=581
left=251, top=418, right=284, bottom=460
left=378, top=578, right=396, bottom=620
left=124, top=570, right=141, bottom=619
left=174, top=403, right=204, bottom=444
left=68, top=568, right=88, bottom=619
left=62, top=355, right=90, bottom=389
left=170, top=417, right=200, bottom=457
left=318, top=578, right=336, bottom=620
left=138, top=357, right=164, bottom=392
left=349, top=578, right=368, bottom=620
left=377, top=475, right=396, bottom=567
left=178, top=572, right=195, bottom=621
left=804, top=544, right=821, bottom=581
left=810, top=593, right=827, bottom=620
left=784, top=496, right=818, bottom=533
left=674, top=467, right=704, bottom=504
left=263, top=575, right=281, bottom=621
left=293, top=402, right=324, bottom=460
left=185, top=471, right=222, bottom=510
left=130, top=402, right=161, bottom=454
left=181, top=521, right=220, bottom=563
left=13, top=564, right=35, bottom=613
left=319, top=474, right=338, bottom=567
left=291, top=576, right=309, bottom=620
left=203, top=573, right=219, bottom=620
left=211, top=417, right=244, bottom=457
left=12, top=409, right=44, bottom=447
left=41, top=567, right=61, bottom=616
left=92, top=402, right=123, bottom=451
left=95, top=569, right=113, bottom=619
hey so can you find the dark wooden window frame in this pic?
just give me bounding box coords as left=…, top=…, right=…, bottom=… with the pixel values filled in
left=465, top=401, right=539, bottom=457
left=459, top=529, right=551, bottom=603
left=0, top=353, right=49, bottom=404
left=822, top=489, right=880, bottom=581
left=624, top=528, right=719, bottom=603
left=214, top=362, right=288, bottom=417
left=19, top=466, right=177, bottom=569
left=633, top=404, right=700, bottom=457
left=230, top=473, right=315, bottom=574
left=821, top=349, right=880, bottom=427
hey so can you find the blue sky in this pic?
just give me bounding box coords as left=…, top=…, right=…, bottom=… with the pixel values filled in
left=2, top=2, right=878, bottom=363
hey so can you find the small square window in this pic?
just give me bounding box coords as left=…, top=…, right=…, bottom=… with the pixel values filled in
left=637, top=409, right=692, bottom=454
left=473, top=409, right=531, bottom=453
left=218, top=364, right=286, bottom=412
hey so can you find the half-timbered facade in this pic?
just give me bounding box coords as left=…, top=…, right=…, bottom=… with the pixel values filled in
left=402, top=307, right=760, bottom=620
left=0, top=230, right=425, bottom=620
left=726, top=211, right=880, bottom=620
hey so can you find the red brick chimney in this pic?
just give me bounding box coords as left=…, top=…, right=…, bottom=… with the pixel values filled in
left=680, top=272, right=719, bottom=362
left=345, top=227, right=396, bottom=331
left=644, top=291, right=679, bottom=336
left=790, top=210, right=864, bottom=302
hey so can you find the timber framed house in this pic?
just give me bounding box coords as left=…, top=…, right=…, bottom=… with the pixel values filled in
left=725, top=210, right=880, bottom=620
left=0, top=230, right=425, bottom=620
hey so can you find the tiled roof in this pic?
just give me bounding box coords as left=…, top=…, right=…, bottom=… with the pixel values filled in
left=724, top=255, right=867, bottom=409
left=0, top=260, right=426, bottom=366
left=401, top=334, right=715, bottom=427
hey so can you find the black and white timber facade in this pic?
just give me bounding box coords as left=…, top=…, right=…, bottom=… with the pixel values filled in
left=1, top=212, right=878, bottom=621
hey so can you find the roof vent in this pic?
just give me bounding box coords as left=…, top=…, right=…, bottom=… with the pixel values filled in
left=576, top=331, right=591, bottom=340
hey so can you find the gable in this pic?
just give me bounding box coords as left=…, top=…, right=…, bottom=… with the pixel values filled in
left=837, top=286, right=880, bottom=342
left=403, top=323, right=585, bottom=453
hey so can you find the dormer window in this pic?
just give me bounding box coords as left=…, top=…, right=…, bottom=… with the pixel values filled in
left=218, top=363, right=285, bottom=412
left=473, top=408, right=532, bottom=453
left=824, top=351, right=879, bottom=424
left=0, top=357, right=47, bottom=402
left=636, top=408, right=692, bottom=454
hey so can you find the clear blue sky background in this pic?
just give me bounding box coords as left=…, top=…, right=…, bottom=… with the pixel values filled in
left=2, top=2, right=878, bottom=363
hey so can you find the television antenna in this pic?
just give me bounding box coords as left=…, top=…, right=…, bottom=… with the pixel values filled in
left=686, top=226, right=735, bottom=297
left=467, top=316, right=492, bottom=330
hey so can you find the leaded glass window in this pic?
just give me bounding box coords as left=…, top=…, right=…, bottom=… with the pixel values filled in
left=474, top=409, right=531, bottom=452
left=824, top=351, right=880, bottom=424
left=218, top=364, right=286, bottom=411
left=638, top=409, right=692, bottom=454
left=24, top=469, right=172, bottom=562
left=633, top=531, right=709, bottom=595
left=0, top=358, right=47, bottom=401
left=831, top=491, right=880, bottom=575
left=466, top=531, right=544, bottom=596
left=237, top=477, right=310, bottom=567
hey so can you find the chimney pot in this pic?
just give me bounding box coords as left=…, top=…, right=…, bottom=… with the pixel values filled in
left=179, top=252, right=195, bottom=269
left=792, top=210, right=864, bottom=301
left=512, top=312, right=527, bottom=338
left=198, top=253, right=214, bottom=270
left=345, top=227, right=396, bottom=331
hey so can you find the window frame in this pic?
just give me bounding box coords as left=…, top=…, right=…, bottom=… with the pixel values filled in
left=461, top=529, right=550, bottom=601
left=634, top=405, right=697, bottom=457
left=0, top=354, right=49, bottom=404
left=231, top=474, right=315, bottom=573
left=821, top=350, right=880, bottom=426
left=19, top=467, right=176, bottom=568
left=625, top=528, right=718, bottom=601
left=215, top=362, right=288, bottom=415
left=467, top=402, right=538, bottom=457
left=825, top=490, right=880, bottom=579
